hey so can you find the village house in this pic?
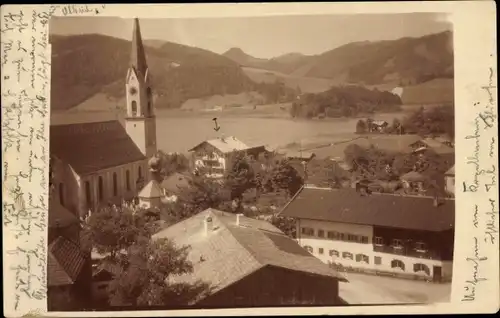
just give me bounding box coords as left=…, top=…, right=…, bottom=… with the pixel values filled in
left=279, top=186, right=455, bottom=283
left=444, top=165, right=455, bottom=196
left=152, top=208, right=347, bottom=307
left=49, top=197, right=81, bottom=245
left=48, top=236, right=92, bottom=311
left=369, top=120, right=389, bottom=133
left=49, top=18, right=157, bottom=219
left=189, top=136, right=266, bottom=178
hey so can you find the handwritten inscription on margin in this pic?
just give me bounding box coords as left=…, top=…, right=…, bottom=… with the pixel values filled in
left=461, top=63, right=498, bottom=302
left=1, top=6, right=55, bottom=315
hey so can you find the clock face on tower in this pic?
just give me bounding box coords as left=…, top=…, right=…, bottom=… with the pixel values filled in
left=129, top=87, right=137, bottom=95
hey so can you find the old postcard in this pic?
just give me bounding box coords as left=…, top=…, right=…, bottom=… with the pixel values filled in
left=1, top=2, right=498, bottom=317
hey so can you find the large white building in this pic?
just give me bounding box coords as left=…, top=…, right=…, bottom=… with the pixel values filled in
left=188, top=136, right=265, bottom=178
left=50, top=18, right=157, bottom=219
left=280, top=186, right=455, bottom=282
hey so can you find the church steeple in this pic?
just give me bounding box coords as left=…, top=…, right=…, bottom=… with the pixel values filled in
left=125, top=18, right=157, bottom=158
left=130, top=18, right=148, bottom=80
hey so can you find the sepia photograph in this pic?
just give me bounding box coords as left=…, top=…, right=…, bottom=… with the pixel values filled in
left=47, top=13, right=455, bottom=311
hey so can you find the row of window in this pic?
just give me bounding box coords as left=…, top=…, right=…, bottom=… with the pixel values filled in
left=59, top=166, right=143, bottom=207
left=303, top=246, right=431, bottom=274
left=301, top=227, right=427, bottom=251
left=301, top=227, right=369, bottom=244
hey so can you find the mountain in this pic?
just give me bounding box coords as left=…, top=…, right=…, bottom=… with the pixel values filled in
left=225, top=31, right=453, bottom=86
left=50, top=34, right=280, bottom=111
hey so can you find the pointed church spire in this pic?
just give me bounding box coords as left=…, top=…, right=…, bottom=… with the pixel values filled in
left=130, top=18, right=148, bottom=78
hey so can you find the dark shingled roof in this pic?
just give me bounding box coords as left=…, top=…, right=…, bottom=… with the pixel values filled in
left=48, top=236, right=87, bottom=287
left=50, top=120, right=146, bottom=175
left=280, top=187, right=454, bottom=232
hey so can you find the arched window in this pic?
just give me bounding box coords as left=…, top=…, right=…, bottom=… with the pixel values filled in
left=413, top=263, right=430, bottom=275
left=98, top=176, right=104, bottom=201
left=113, top=172, right=118, bottom=196
left=85, top=181, right=91, bottom=206
left=59, top=183, right=64, bottom=206
left=131, top=101, right=137, bottom=116
left=391, top=259, right=405, bottom=271
left=126, top=170, right=131, bottom=191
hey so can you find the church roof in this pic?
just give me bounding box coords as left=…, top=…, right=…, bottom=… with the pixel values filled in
left=139, top=179, right=163, bottom=198
left=130, top=18, right=148, bottom=79
left=50, top=120, right=146, bottom=175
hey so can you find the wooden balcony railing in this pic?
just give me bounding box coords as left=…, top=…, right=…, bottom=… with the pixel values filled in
left=373, top=244, right=442, bottom=260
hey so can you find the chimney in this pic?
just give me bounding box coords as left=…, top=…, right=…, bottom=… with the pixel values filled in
left=236, top=213, right=244, bottom=226
left=204, top=216, right=213, bottom=235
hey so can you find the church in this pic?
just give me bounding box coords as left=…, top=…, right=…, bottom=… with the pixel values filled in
left=50, top=18, right=157, bottom=219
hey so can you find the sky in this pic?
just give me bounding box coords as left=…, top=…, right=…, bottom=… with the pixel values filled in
left=50, top=13, right=452, bottom=59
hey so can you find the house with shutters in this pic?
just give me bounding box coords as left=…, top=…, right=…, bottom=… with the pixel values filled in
left=49, top=18, right=157, bottom=219
left=279, top=185, right=455, bottom=283
left=188, top=136, right=266, bottom=178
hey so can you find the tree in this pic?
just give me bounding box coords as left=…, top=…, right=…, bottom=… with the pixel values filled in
left=80, top=204, right=147, bottom=256
left=270, top=215, right=297, bottom=238
left=224, top=153, right=255, bottom=202
left=82, top=203, right=210, bottom=308
left=157, top=151, right=190, bottom=178
left=355, top=119, right=367, bottom=134
left=269, top=159, right=304, bottom=197
left=107, top=238, right=209, bottom=307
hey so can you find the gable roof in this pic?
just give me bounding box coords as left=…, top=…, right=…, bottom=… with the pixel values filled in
left=189, top=136, right=250, bottom=154
left=50, top=120, right=146, bottom=175
left=48, top=236, right=87, bottom=287
left=152, top=209, right=345, bottom=302
left=49, top=198, right=79, bottom=228
left=280, top=187, right=454, bottom=232
left=138, top=179, right=163, bottom=198
left=445, top=165, right=455, bottom=176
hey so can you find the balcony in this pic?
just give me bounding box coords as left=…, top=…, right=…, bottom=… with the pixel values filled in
left=373, top=244, right=442, bottom=260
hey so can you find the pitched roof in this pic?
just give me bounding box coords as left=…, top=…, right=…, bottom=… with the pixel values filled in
left=152, top=209, right=345, bottom=302
left=49, top=198, right=79, bottom=228
left=138, top=179, right=163, bottom=198
left=189, top=136, right=250, bottom=154
left=130, top=18, right=148, bottom=79
left=280, top=187, right=454, bottom=232
left=50, top=120, right=146, bottom=175
left=445, top=165, right=455, bottom=175
left=48, top=236, right=87, bottom=287
left=161, top=172, right=192, bottom=195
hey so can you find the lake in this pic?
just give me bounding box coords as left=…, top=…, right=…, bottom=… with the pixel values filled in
left=51, top=109, right=408, bottom=154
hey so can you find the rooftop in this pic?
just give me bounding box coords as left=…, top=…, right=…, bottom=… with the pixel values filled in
left=189, top=136, right=250, bottom=154
left=445, top=165, right=455, bottom=176
left=50, top=120, right=145, bottom=175
left=279, top=187, right=454, bottom=232
left=138, top=179, right=163, bottom=199
left=152, top=209, right=346, bottom=302
left=48, top=236, right=87, bottom=287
